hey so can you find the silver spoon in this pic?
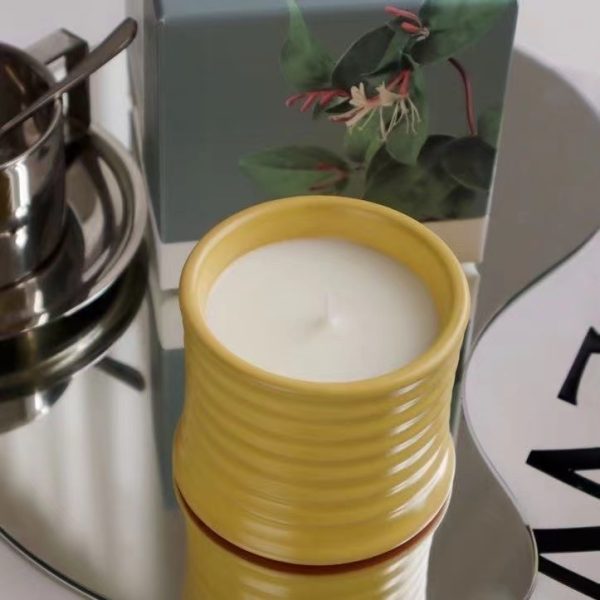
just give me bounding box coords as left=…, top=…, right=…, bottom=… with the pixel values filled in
left=0, top=18, right=137, bottom=138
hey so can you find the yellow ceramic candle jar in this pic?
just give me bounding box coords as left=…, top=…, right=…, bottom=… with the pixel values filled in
left=175, top=196, right=470, bottom=566
left=178, top=488, right=447, bottom=600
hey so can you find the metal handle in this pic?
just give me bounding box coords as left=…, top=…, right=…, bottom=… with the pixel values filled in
left=18, top=20, right=137, bottom=143
left=26, top=28, right=91, bottom=141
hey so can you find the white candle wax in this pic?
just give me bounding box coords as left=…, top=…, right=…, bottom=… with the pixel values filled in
left=205, top=238, right=438, bottom=382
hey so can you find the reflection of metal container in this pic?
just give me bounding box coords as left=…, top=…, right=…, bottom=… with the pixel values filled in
left=0, top=120, right=148, bottom=431
left=0, top=44, right=66, bottom=288
left=0, top=250, right=146, bottom=434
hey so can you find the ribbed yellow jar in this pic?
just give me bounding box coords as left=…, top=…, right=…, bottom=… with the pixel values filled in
left=178, top=489, right=446, bottom=600
left=175, top=196, right=470, bottom=565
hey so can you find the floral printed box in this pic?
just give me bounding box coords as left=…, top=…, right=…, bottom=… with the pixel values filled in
left=127, top=0, right=517, bottom=290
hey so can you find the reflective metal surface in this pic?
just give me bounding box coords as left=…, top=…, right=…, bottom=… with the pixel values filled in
left=0, top=249, right=147, bottom=433
left=0, top=295, right=536, bottom=600
left=5, top=47, right=598, bottom=600
left=430, top=423, right=537, bottom=599
left=0, top=44, right=54, bottom=160
left=27, top=28, right=92, bottom=144
left=0, top=381, right=68, bottom=435
left=0, top=20, right=137, bottom=139
left=0, top=42, right=65, bottom=287
left=0, top=128, right=147, bottom=337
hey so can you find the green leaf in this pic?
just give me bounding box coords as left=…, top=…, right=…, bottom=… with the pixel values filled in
left=240, top=146, right=349, bottom=197
left=413, top=0, right=514, bottom=64
left=365, top=135, right=384, bottom=168
left=364, top=134, right=491, bottom=219
left=332, top=26, right=396, bottom=89
left=313, top=96, right=348, bottom=119
left=366, top=144, right=396, bottom=182
left=365, top=135, right=486, bottom=220
left=478, top=107, right=502, bottom=148
left=281, top=0, right=335, bottom=91
left=344, top=113, right=382, bottom=164
left=367, top=134, right=450, bottom=182
left=365, top=136, right=456, bottom=219
left=418, top=134, right=454, bottom=168
left=441, top=136, right=496, bottom=191
left=385, top=67, right=428, bottom=165
left=325, top=100, right=353, bottom=115
left=366, top=30, right=411, bottom=78
left=364, top=161, right=456, bottom=221
left=443, top=185, right=487, bottom=219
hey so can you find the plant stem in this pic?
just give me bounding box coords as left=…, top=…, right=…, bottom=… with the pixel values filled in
left=448, top=58, right=477, bottom=136
left=310, top=163, right=349, bottom=192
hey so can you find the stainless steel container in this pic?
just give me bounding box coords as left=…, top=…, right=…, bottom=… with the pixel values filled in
left=0, top=44, right=66, bottom=288
left=0, top=28, right=91, bottom=290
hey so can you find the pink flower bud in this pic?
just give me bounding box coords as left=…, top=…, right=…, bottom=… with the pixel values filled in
left=384, top=6, right=422, bottom=26
left=401, top=22, right=422, bottom=34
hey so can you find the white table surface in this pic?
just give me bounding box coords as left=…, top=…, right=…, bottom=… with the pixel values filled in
left=2, top=0, right=600, bottom=596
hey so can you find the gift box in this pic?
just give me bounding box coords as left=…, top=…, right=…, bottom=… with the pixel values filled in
left=127, top=0, right=517, bottom=290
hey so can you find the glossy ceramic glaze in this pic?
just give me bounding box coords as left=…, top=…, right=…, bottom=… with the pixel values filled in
left=175, top=196, right=470, bottom=565
left=179, top=489, right=446, bottom=600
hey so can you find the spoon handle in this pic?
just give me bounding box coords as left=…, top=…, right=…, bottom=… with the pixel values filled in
left=0, top=18, right=137, bottom=138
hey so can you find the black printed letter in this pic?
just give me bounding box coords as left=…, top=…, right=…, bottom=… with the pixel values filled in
left=527, top=447, right=600, bottom=500
left=534, top=527, right=600, bottom=598
left=559, top=328, right=600, bottom=405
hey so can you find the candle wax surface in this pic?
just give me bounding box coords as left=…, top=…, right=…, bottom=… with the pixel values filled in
left=204, top=238, right=439, bottom=383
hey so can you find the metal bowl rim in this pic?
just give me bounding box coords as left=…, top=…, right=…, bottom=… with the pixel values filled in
left=0, top=41, right=63, bottom=169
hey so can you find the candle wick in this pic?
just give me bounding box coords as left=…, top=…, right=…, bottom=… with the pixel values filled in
left=310, top=292, right=341, bottom=332
left=320, top=291, right=341, bottom=329
left=325, top=292, right=333, bottom=324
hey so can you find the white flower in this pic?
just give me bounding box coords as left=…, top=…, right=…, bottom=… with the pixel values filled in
left=330, top=77, right=421, bottom=142
left=376, top=83, right=421, bottom=139
left=377, top=84, right=402, bottom=107
left=330, top=83, right=379, bottom=129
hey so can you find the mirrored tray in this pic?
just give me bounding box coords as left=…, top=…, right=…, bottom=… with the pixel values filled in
left=0, top=292, right=537, bottom=600
left=0, top=249, right=147, bottom=433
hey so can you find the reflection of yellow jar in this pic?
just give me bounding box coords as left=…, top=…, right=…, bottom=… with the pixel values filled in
left=175, top=196, right=470, bottom=565
left=178, top=490, right=446, bottom=600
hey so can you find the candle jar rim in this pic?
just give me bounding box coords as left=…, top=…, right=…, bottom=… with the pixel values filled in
left=180, top=196, right=470, bottom=398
